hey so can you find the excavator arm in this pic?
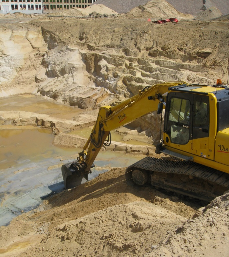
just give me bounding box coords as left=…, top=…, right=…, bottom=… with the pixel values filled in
left=62, top=82, right=185, bottom=189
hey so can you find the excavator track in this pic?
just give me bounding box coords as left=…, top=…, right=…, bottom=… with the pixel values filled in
left=126, top=157, right=229, bottom=202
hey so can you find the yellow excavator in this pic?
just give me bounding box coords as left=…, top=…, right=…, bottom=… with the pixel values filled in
left=62, top=81, right=229, bottom=201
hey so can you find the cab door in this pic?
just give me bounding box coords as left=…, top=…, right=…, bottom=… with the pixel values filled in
left=164, top=92, right=210, bottom=158
left=164, top=92, right=193, bottom=154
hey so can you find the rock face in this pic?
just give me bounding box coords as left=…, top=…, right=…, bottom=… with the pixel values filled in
left=37, top=45, right=111, bottom=109
left=0, top=25, right=47, bottom=96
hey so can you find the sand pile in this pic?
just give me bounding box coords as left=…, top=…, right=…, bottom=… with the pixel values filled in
left=0, top=168, right=196, bottom=256
left=149, top=192, right=229, bottom=256
left=46, top=8, right=84, bottom=17
left=215, top=14, right=229, bottom=21
left=126, top=0, right=193, bottom=19
left=81, top=4, right=118, bottom=16
left=46, top=4, right=118, bottom=17
left=0, top=167, right=228, bottom=256
left=26, top=201, right=186, bottom=256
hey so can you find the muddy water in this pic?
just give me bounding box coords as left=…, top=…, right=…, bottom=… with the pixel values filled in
left=0, top=126, right=145, bottom=171
left=0, top=126, right=78, bottom=225
left=0, top=126, right=76, bottom=170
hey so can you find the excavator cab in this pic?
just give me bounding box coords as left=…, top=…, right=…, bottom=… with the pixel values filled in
left=163, top=84, right=229, bottom=172
left=164, top=86, right=210, bottom=151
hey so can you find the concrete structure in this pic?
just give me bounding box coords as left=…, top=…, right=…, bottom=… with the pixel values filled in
left=0, top=0, right=43, bottom=14
left=0, top=0, right=97, bottom=14
left=43, top=0, right=96, bottom=10
left=43, top=0, right=96, bottom=11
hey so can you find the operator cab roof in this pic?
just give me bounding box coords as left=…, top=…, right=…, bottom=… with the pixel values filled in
left=169, top=83, right=229, bottom=101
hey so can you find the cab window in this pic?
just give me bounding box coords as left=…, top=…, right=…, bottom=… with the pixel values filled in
left=168, top=98, right=190, bottom=145
left=193, top=96, right=209, bottom=139
left=194, top=100, right=208, bottom=126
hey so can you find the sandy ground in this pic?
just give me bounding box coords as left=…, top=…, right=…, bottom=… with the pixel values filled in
left=0, top=167, right=199, bottom=256
left=0, top=166, right=228, bottom=256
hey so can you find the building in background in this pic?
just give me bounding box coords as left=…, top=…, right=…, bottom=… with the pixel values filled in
left=0, top=0, right=43, bottom=14
left=43, top=0, right=97, bottom=11
left=0, top=0, right=97, bottom=14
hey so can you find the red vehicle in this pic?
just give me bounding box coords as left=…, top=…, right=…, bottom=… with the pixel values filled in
left=154, top=18, right=178, bottom=24
left=169, top=18, right=178, bottom=23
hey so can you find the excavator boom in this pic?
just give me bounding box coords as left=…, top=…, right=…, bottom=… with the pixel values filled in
left=62, top=82, right=185, bottom=188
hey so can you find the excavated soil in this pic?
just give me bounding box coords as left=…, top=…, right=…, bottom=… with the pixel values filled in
left=0, top=167, right=228, bottom=256
left=0, top=0, right=229, bottom=256
left=0, top=168, right=199, bottom=257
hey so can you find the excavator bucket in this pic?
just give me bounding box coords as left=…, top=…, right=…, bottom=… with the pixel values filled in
left=61, top=162, right=88, bottom=189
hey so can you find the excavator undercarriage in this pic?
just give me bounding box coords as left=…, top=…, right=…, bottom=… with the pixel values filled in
left=126, top=157, right=229, bottom=202
left=62, top=156, right=229, bottom=201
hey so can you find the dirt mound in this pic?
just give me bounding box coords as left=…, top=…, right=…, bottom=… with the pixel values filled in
left=81, top=4, right=118, bottom=16
left=126, top=0, right=193, bottom=19
left=46, top=4, right=118, bottom=17
left=46, top=8, right=84, bottom=17
left=149, top=192, right=229, bottom=256
left=1, top=167, right=228, bottom=256
left=0, top=168, right=197, bottom=256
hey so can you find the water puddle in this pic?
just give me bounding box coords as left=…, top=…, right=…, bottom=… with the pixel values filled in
left=0, top=126, right=76, bottom=170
